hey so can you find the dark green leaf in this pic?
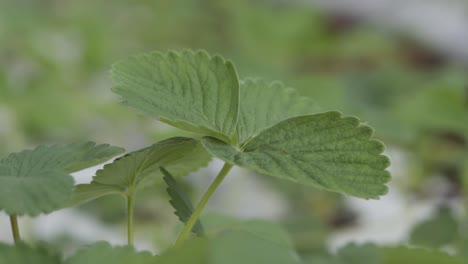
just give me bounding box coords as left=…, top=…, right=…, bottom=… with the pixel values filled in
left=162, top=166, right=204, bottom=236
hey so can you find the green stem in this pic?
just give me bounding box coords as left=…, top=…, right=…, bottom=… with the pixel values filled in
left=127, top=192, right=135, bottom=246
left=9, top=215, right=20, bottom=244
left=175, top=162, right=233, bottom=246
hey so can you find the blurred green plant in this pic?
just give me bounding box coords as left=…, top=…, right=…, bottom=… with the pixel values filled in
left=1, top=0, right=468, bottom=262
left=0, top=49, right=395, bottom=262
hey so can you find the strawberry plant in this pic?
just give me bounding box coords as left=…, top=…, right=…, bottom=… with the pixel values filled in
left=0, top=50, right=464, bottom=263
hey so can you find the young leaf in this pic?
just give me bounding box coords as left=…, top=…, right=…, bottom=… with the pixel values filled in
left=70, top=137, right=211, bottom=205
left=65, top=242, right=155, bottom=264
left=111, top=50, right=240, bottom=143
left=161, top=167, right=204, bottom=236
left=237, top=79, right=320, bottom=146
left=0, top=142, right=124, bottom=216
left=202, top=111, right=391, bottom=199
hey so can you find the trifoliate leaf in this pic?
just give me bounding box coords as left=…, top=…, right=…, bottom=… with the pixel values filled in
left=0, top=242, right=61, bottom=264
left=162, top=167, right=204, bottom=236
left=0, top=142, right=124, bottom=216
left=111, top=50, right=240, bottom=143
left=202, top=111, right=391, bottom=199
left=409, top=207, right=459, bottom=248
left=65, top=242, right=155, bottom=264
left=237, top=79, right=319, bottom=146
left=70, top=137, right=211, bottom=205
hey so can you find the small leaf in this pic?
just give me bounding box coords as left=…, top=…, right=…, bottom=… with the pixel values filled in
left=162, top=167, right=204, bottom=236
left=0, top=142, right=124, bottom=216
left=409, top=207, right=459, bottom=248
left=65, top=242, right=155, bottom=264
left=70, top=137, right=211, bottom=205
left=111, top=50, right=240, bottom=143
left=203, top=111, right=391, bottom=199
left=237, top=79, right=319, bottom=146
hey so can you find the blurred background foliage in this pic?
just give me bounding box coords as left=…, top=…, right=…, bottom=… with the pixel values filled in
left=1, top=0, right=467, bottom=261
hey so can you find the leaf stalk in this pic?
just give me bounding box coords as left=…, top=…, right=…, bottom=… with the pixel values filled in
left=127, top=191, right=135, bottom=246
left=175, top=162, right=233, bottom=246
left=10, top=214, right=20, bottom=245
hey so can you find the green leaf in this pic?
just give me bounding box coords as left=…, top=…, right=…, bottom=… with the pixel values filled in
left=382, top=247, right=465, bottom=264
left=162, top=167, right=204, bottom=236
left=409, top=207, right=459, bottom=248
left=210, top=231, right=299, bottom=264
left=156, top=231, right=299, bottom=264
left=202, top=111, right=391, bottom=199
left=111, top=50, right=240, bottom=143
left=237, top=79, right=319, bottom=146
left=202, top=213, right=293, bottom=249
left=0, top=142, right=124, bottom=216
left=65, top=242, right=155, bottom=264
left=336, top=243, right=382, bottom=264
left=70, top=137, right=211, bottom=205
left=322, top=243, right=467, bottom=264
left=0, top=242, right=62, bottom=264
left=59, top=142, right=125, bottom=173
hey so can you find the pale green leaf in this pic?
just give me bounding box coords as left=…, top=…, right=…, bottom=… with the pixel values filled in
left=65, top=242, right=154, bottom=264
left=70, top=137, right=211, bottom=205
left=202, top=111, right=391, bottom=199
left=111, top=50, right=239, bottom=143
left=162, top=167, right=204, bottom=236
left=238, top=79, right=319, bottom=146
left=0, top=142, right=124, bottom=216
